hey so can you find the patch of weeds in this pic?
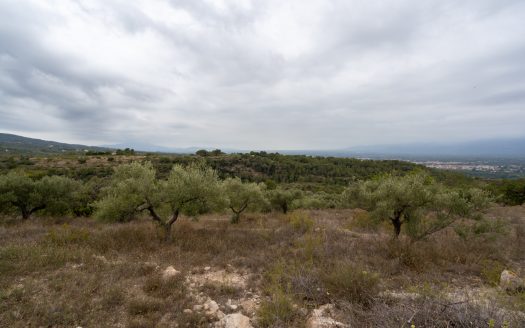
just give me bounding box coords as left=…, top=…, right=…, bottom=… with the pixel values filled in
left=322, top=262, right=380, bottom=306
left=33, top=303, right=82, bottom=327
left=288, top=211, right=314, bottom=233
left=127, top=317, right=158, bottom=328
left=294, top=233, right=323, bottom=262
left=257, top=289, right=298, bottom=327
left=201, top=282, right=243, bottom=301
left=44, top=224, right=90, bottom=246
left=101, top=286, right=126, bottom=308
left=177, top=311, right=209, bottom=328
left=257, top=260, right=302, bottom=327
left=143, top=274, right=186, bottom=299
left=88, top=224, right=160, bottom=253
left=346, top=210, right=380, bottom=231
left=287, top=263, right=327, bottom=304
left=406, top=282, right=446, bottom=300
left=127, top=297, right=162, bottom=316
left=502, top=290, right=525, bottom=312
left=0, top=244, right=85, bottom=277
left=480, top=259, right=505, bottom=286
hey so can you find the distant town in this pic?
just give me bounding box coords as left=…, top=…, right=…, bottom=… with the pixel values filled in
left=412, top=159, right=525, bottom=179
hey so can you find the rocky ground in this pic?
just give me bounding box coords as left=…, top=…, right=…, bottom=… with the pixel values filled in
left=1, top=207, right=524, bottom=327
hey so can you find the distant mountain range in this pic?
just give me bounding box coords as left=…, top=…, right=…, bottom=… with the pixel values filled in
left=0, top=133, right=111, bottom=154
left=1, top=132, right=524, bottom=159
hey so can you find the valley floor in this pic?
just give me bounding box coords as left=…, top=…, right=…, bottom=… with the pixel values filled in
left=1, top=207, right=524, bottom=327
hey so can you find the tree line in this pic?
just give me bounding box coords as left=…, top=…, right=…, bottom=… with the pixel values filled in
left=0, top=162, right=495, bottom=243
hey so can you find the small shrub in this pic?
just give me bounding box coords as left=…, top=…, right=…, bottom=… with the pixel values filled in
left=257, top=289, right=297, bottom=327
left=288, top=211, right=314, bottom=233
left=322, top=263, right=380, bottom=306
left=480, top=259, right=506, bottom=286
left=127, top=297, right=162, bottom=315
left=294, top=233, right=323, bottom=262
left=288, top=264, right=327, bottom=303
left=143, top=274, right=186, bottom=299
left=347, top=210, right=381, bottom=232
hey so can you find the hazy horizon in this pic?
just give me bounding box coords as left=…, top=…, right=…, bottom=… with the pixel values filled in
left=1, top=1, right=525, bottom=149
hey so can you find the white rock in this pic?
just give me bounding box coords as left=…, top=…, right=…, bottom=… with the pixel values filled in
left=306, top=304, right=349, bottom=328
left=204, top=299, right=220, bottom=316
left=162, top=266, right=181, bottom=280
left=193, top=304, right=203, bottom=311
left=214, top=313, right=253, bottom=328
left=500, top=270, right=524, bottom=292
left=183, top=309, right=193, bottom=314
left=204, top=266, right=211, bottom=271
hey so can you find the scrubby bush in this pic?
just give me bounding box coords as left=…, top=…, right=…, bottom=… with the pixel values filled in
left=257, top=289, right=297, bottom=327
left=322, top=262, right=380, bottom=306
left=487, top=179, right=525, bottom=206
left=222, top=177, right=267, bottom=223
left=267, top=187, right=302, bottom=214
left=0, top=172, right=79, bottom=219
left=288, top=211, right=315, bottom=233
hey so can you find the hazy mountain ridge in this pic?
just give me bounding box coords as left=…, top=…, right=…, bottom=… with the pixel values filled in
left=2, top=133, right=525, bottom=159
left=0, top=133, right=111, bottom=154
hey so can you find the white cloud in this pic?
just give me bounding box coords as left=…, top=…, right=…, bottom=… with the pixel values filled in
left=0, top=0, right=524, bottom=149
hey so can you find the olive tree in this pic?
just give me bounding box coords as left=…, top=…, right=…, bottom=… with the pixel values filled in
left=0, top=172, right=79, bottom=219
left=343, top=172, right=490, bottom=241
left=222, top=178, right=267, bottom=223
left=95, top=162, right=222, bottom=239
left=267, top=187, right=303, bottom=214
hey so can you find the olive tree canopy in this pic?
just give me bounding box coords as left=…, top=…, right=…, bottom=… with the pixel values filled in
left=0, top=172, right=79, bottom=219
left=344, top=172, right=490, bottom=241
left=267, top=187, right=303, bottom=214
left=95, top=162, right=222, bottom=239
left=222, top=177, right=267, bottom=223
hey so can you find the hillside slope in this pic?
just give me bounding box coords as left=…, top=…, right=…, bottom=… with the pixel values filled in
left=0, top=133, right=111, bottom=154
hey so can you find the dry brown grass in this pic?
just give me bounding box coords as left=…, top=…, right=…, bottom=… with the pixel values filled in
left=0, top=206, right=524, bottom=327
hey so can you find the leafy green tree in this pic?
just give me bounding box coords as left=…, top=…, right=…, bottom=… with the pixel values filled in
left=489, top=179, right=525, bottom=206
left=222, top=178, right=267, bottom=223
left=0, top=172, right=79, bottom=219
left=195, top=149, right=209, bottom=157
left=344, top=172, right=490, bottom=240
left=210, top=149, right=224, bottom=156
left=116, top=148, right=135, bottom=155
left=71, top=176, right=107, bottom=217
left=95, top=162, right=222, bottom=239
left=267, top=188, right=303, bottom=214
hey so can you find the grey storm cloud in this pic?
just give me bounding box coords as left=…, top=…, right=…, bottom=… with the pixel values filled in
left=1, top=0, right=525, bottom=149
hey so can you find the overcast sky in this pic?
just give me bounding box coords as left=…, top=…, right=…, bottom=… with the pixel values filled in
left=1, top=0, right=525, bottom=150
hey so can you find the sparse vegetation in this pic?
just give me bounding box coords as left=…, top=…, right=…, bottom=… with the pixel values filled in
left=0, top=153, right=524, bottom=327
